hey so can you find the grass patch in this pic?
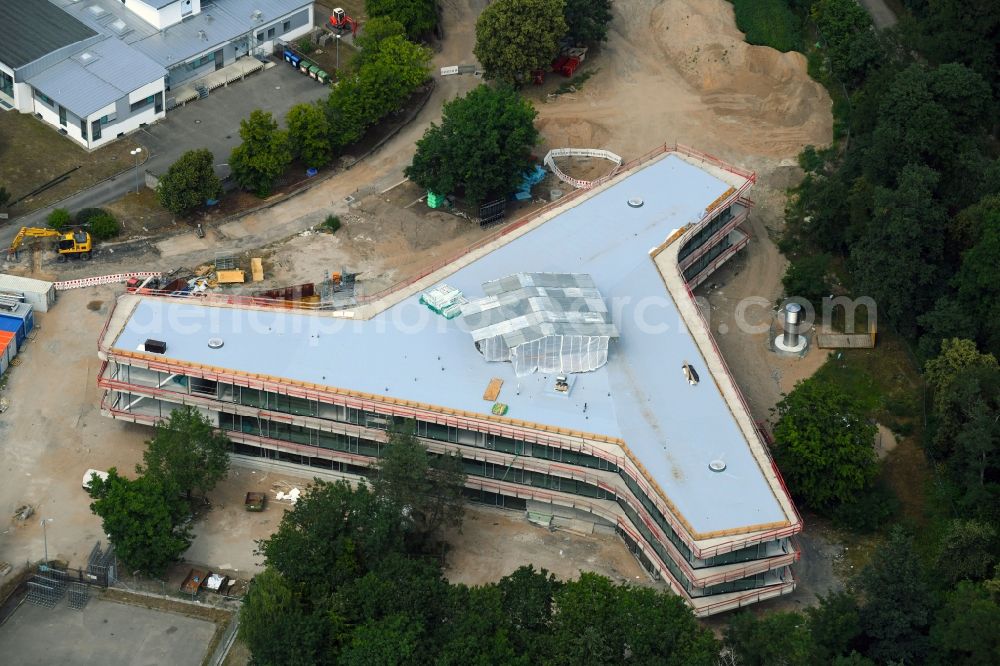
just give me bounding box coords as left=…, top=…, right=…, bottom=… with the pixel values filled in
left=730, top=0, right=803, bottom=53
left=322, top=214, right=341, bottom=233
left=0, top=111, right=142, bottom=215
left=555, top=68, right=597, bottom=95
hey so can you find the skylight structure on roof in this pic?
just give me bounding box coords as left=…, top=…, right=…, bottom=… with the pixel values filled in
left=461, top=272, right=619, bottom=376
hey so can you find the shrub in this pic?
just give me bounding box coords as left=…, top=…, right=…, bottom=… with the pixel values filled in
left=75, top=207, right=109, bottom=226
left=322, top=215, right=341, bottom=233
left=156, top=149, right=222, bottom=216
left=297, top=37, right=315, bottom=55
left=88, top=212, right=120, bottom=240
left=47, top=208, right=72, bottom=231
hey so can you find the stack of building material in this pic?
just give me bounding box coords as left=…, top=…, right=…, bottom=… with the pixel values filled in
left=420, top=284, right=466, bottom=319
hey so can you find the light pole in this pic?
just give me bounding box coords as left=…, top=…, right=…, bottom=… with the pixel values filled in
left=336, top=34, right=341, bottom=72
left=130, top=147, right=142, bottom=194
left=40, top=518, right=53, bottom=567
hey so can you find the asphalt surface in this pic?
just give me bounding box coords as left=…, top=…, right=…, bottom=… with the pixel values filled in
left=2, top=62, right=329, bottom=245
left=858, top=0, right=898, bottom=30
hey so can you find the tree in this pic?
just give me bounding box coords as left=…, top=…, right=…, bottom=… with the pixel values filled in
left=811, top=0, right=884, bottom=87
left=47, top=208, right=71, bottom=231
left=934, top=519, right=999, bottom=585
left=563, top=0, right=613, bottom=45
left=286, top=103, right=331, bottom=169
left=156, top=149, right=221, bottom=216
left=406, top=84, right=539, bottom=205
left=723, top=611, right=813, bottom=666
left=849, top=164, right=947, bottom=336
left=772, top=378, right=878, bottom=510
left=806, top=591, right=864, bottom=662
left=354, top=16, right=407, bottom=66
left=952, top=211, right=1000, bottom=355
left=138, top=406, right=230, bottom=500
left=372, top=422, right=466, bottom=539
left=925, top=338, right=998, bottom=409
left=365, top=0, right=437, bottom=40
left=229, top=110, right=292, bottom=196
left=87, top=468, right=191, bottom=575
left=257, top=480, right=407, bottom=597
left=858, top=526, right=934, bottom=664
left=931, top=581, right=1000, bottom=665
left=474, top=0, right=567, bottom=84
left=239, top=567, right=324, bottom=666
left=782, top=253, right=831, bottom=307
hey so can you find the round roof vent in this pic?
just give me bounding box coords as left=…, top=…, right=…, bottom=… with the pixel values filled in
left=708, top=459, right=727, bottom=473
left=627, top=197, right=644, bottom=208
left=207, top=338, right=224, bottom=349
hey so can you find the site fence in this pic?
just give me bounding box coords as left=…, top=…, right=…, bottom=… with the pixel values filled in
left=55, top=272, right=162, bottom=291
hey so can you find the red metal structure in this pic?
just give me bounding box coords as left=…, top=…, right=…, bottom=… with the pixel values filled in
left=328, top=7, right=358, bottom=35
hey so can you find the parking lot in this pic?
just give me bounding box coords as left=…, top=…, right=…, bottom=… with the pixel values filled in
left=0, top=597, right=217, bottom=666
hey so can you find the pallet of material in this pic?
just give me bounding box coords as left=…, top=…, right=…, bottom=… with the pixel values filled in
left=216, top=269, right=245, bottom=284
left=250, top=258, right=264, bottom=282
left=483, top=377, right=503, bottom=401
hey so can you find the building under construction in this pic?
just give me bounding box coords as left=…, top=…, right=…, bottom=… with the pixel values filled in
left=96, top=145, right=798, bottom=617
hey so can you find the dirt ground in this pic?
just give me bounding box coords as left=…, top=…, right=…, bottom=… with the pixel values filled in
left=442, top=505, right=652, bottom=588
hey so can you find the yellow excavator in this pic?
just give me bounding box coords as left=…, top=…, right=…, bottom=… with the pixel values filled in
left=7, top=227, right=93, bottom=262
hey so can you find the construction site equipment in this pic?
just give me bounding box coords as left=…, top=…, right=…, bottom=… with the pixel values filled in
left=329, top=7, right=358, bottom=35
left=0, top=300, right=35, bottom=349
left=245, top=492, right=266, bottom=512
left=420, top=284, right=466, bottom=319
left=7, top=227, right=92, bottom=262
left=0, top=274, right=56, bottom=312
left=426, top=191, right=446, bottom=208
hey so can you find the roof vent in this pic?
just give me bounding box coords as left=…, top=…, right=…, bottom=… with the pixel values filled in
left=627, top=198, right=644, bottom=208
left=708, top=459, right=727, bottom=473
left=208, top=337, right=224, bottom=349
left=681, top=361, right=699, bottom=386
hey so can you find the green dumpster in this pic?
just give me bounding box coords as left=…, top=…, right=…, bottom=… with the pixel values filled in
left=316, top=70, right=329, bottom=84
left=298, top=59, right=311, bottom=75
left=308, top=64, right=320, bottom=80
left=427, top=191, right=445, bottom=209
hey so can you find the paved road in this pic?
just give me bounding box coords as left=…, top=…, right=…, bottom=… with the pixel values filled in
left=858, top=0, right=898, bottom=30
left=1, top=63, right=329, bottom=245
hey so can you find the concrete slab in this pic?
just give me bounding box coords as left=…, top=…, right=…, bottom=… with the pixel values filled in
left=0, top=597, right=215, bottom=666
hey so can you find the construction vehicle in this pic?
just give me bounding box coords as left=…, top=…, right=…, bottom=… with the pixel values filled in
left=7, top=227, right=92, bottom=262
left=329, top=7, right=358, bottom=35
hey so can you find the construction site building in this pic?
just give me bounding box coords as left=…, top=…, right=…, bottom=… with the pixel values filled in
left=96, top=145, right=796, bottom=617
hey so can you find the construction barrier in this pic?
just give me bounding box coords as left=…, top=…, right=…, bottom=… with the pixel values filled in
left=54, top=272, right=162, bottom=291
left=543, top=148, right=624, bottom=189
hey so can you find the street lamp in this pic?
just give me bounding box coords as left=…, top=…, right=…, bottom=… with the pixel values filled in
left=130, top=147, right=143, bottom=194
left=40, top=518, right=53, bottom=567
left=336, top=34, right=341, bottom=72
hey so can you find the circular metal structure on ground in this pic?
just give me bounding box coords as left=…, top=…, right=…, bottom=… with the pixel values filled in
left=627, top=198, right=644, bottom=208
left=709, top=459, right=727, bottom=473
left=773, top=334, right=807, bottom=353
left=207, top=338, right=225, bottom=349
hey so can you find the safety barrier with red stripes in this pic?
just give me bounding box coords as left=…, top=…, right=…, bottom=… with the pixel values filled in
left=55, top=272, right=162, bottom=291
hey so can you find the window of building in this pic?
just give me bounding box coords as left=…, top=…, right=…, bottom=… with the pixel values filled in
left=81, top=119, right=88, bottom=140
left=91, top=119, right=102, bottom=140
left=283, top=20, right=290, bottom=32
left=267, top=27, right=275, bottom=39
left=0, top=71, right=13, bottom=98
left=129, top=95, right=155, bottom=113
left=58, top=105, right=66, bottom=126
left=257, top=31, right=264, bottom=41
left=36, top=91, right=53, bottom=105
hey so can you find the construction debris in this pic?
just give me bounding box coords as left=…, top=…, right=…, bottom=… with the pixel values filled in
left=251, top=258, right=264, bottom=282
left=483, top=377, right=503, bottom=401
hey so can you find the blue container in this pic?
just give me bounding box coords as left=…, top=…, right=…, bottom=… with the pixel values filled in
left=288, top=53, right=302, bottom=68
left=0, top=315, right=25, bottom=350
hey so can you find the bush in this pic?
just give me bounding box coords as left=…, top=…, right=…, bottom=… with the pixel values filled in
left=297, top=37, right=315, bottom=55
left=782, top=253, right=831, bottom=307
left=88, top=212, right=120, bottom=240
left=75, top=207, right=109, bottom=226
left=47, top=208, right=71, bottom=231
left=156, top=149, right=222, bottom=216
left=322, top=214, right=341, bottom=233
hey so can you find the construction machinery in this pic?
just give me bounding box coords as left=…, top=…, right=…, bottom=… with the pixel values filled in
left=7, top=227, right=92, bottom=262
left=328, top=8, right=358, bottom=35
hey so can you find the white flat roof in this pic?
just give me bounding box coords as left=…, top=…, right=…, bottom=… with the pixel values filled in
left=110, top=154, right=791, bottom=535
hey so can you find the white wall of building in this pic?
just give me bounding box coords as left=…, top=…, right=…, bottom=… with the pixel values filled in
left=128, top=80, right=165, bottom=106
left=124, top=0, right=201, bottom=30
left=32, top=93, right=88, bottom=148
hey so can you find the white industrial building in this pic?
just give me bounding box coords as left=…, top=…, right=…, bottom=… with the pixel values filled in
left=0, top=274, right=57, bottom=313
left=0, top=0, right=314, bottom=149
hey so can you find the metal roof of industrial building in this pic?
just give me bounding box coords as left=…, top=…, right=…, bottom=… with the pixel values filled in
left=0, top=274, right=55, bottom=295
left=27, top=37, right=166, bottom=117
left=0, top=0, right=97, bottom=69
left=110, top=154, right=790, bottom=535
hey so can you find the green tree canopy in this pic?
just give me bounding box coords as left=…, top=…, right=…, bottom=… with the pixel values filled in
left=858, top=526, right=934, bottom=664
left=930, top=580, right=1000, bottom=665
left=354, top=16, right=407, bottom=66
left=952, top=210, right=1000, bottom=355
left=87, top=468, right=191, bottom=575
left=238, top=567, right=324, bottom=665
left=155, top=149, right=222, bottom=216
left=772, top=378, right=878, bottom=510
left=47, top=208, right=71, bottom=231
left=138, top=406, right=230, bottom=500
left=934, top=519, right=999, bottom=586
left=286, top=103, right=331, bottom=169
left=405, top=84, right=539, bottom=205
left=474, top=0, right=567, bottom=84
left=806, top=591, right=864, bottom=662
left=925, top=338, right=998, bottom=408
left=563, top=0, right=613, bottom=45
left=811, top=0, right=884, bottom=86
left=723, top=610, right=814, bottom=666
left=372, top=422, right=465, bottom=540
left=365, top=0, right=437, bottom=40
left=230, top=109, right=292, bottom=197
left=782, top=253, right=831, bottom=307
